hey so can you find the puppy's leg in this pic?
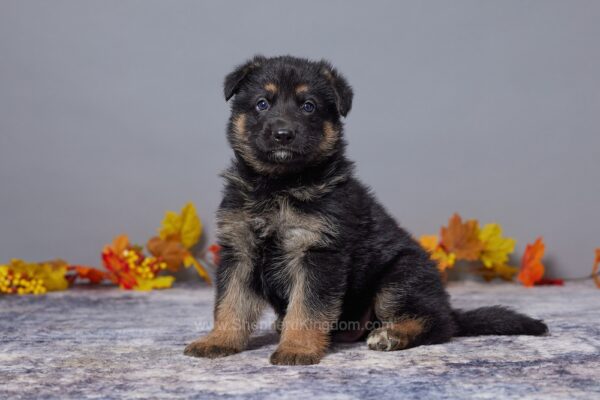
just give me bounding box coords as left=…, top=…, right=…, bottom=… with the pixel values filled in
left=270, top=268, right=341, bottom=366
left=367, top=258, right=455, bottom=352
left=184, top=245, right=265, bottom=358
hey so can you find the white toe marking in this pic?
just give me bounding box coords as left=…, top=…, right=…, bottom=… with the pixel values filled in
left=367, top=329, right=392, bottom=351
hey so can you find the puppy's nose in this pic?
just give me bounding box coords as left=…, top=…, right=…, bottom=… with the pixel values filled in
left=272, top=128, right=296, bottom=145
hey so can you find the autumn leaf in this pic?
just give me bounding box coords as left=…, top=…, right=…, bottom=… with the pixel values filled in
left=150, top=203, right=211, bottom=284
left=419, top=235, right=457, bottom=272
left=518, top=237, right=545, bottom=287
left=103, top=234, right=129, bottom=255
left=440, top=213, right=483, bottom=261
left=433, top=250, right=457, bottom=272
left=479, top=223, right=516, bottom=268
left=36, top=259, right=70, bottom=291
left=419, top=235, right=439, bottom=253
left=134, top=276, right=175, bottom=291
left=147, top=237, right=188, bottom=272
left=159, top=202, right=202, bottom=249
left=1, top=259, right=69, bottom=294
left=593, top=248, right=600, bottom=288
left=477, top=264, right=518, bottom=282
left=73, top=266, right=107, bottom=284
left=102, top=247, right=137, bottom=289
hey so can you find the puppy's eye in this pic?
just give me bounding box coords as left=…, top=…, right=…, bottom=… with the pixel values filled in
left=301, top=101, right=316, bottom=113
left=256, top=98, right=270, bottom=111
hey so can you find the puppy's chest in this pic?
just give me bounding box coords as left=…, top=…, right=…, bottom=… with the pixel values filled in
left=217, top=196, right=335, bottom=265
left=248, top=198, right=332, bottom=256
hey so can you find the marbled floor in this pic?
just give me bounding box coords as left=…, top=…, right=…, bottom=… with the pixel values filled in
left=1, top=282, right=599, bottom=399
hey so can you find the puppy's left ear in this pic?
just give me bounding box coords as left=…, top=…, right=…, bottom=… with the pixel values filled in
left=224, top=55, right=266, bottom=101
left=320, top=62, right=353, bottom=117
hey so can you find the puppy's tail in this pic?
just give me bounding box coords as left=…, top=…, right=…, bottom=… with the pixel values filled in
left=452, top=306, right=548, bottom=337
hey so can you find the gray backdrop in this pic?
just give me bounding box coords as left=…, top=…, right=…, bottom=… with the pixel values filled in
left=1, top=1, right=599, bottom=279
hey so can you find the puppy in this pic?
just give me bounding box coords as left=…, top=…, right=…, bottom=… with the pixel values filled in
left=184, top=55, right=548, bottom=365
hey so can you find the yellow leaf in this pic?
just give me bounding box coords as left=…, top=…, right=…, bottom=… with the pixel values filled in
left=432, top=249, right=456, bottom=271
left=478, top=223, right=516, bottom=268
left=133, top=276, right=175, bottom=291
left=3, top=259, right=69, bottom=293
left=180, top=203, right=202, bottom=249
left=419, top=234, right=456, bottom=272
left=419, top=235, right=439, bottom=253
left=477, top=264, right=518, bottom=282
left=159, top=211, right=181, bottom=240
left=36, top=260, right=69, bottom=291
left=159, top=202, right=202, bottom=249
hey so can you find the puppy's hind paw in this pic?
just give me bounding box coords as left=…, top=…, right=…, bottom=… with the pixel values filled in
left=367, top=327, right=409, bottom=352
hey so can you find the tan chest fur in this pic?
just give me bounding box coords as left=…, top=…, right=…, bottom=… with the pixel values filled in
left=216, top=196, right=336, bottom=264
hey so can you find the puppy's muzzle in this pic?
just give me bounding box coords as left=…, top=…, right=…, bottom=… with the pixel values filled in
left=267, top=118, right=297, bottom=146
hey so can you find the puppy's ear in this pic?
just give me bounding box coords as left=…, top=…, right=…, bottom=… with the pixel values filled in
left=224, top=55, right=266, bottom=101
left=320, top=62, right=353, bottom=117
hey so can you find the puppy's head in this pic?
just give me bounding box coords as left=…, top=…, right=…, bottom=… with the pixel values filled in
left=223, top=55, right=353, bottom=175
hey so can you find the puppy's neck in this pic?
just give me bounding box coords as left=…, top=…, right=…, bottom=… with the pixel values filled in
left=223, top=154, right=353, bottom=203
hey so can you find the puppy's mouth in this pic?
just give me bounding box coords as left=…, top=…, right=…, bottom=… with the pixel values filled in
left=267, top=148, right=300, bottom=163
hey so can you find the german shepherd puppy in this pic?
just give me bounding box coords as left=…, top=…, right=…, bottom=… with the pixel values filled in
left=184, top=55, right=548, bottom=365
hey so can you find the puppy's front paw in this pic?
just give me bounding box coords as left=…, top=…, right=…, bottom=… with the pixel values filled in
left=183, top=338, right=239, bottom=359
left=269, top=348, right=322, bottom=365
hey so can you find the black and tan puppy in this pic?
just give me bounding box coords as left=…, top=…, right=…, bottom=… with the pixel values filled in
left=184, top=55, right=548, bottom=365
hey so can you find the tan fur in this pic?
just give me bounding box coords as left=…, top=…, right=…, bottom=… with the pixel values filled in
left=391, top=318, right=425, bottom=338
left=232, top=113, right=247, bottom=139
left=216, top=208, right=255, bottom=259
left=367, top=317, right=427, bottom=351
left=207, top=183, right=341, bottom=364
left=319, top=121, right=339, bottom=155
left=322, top=68, right=334, bottom=82
left=188, top=284, right=265, bottom=354
left=276, top=328, right=329, bottom=356
left=295, top=84, right=309, bottom=94
left=271, top=270, right=335, bottom=364
left=230, top=113, right=284, bottom=175
left=268, top=198, right=337, bottom=293
left=385, top=318, right=426, bottom=349
left=184, top=209, right=265, bottom=357
left=264, top=82, right=278, bottom=93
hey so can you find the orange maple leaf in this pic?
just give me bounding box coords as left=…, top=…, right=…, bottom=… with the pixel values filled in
left=518, top=237, right=545, bottom=287
left=439, top=213, right=483, bottom=261
left=74, top=266, right=107, bottom=284
left=104, top=234, right=129, bottom=254
left=147, top=237, right=188, bottom=272
left=593, top=248, right=600, bottom=288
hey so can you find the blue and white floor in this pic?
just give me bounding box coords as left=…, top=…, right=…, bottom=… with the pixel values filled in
left=1, top=281, right=599, bottom=399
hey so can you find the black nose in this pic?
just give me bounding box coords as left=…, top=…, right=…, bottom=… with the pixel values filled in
left=272, top=128, right=296, bottom=145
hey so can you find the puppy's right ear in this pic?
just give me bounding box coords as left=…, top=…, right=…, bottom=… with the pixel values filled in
left=223, top=55, right=266, bottom=101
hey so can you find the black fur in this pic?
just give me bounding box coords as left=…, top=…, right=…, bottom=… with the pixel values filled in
left=184, top=55, right=548, bottom=365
